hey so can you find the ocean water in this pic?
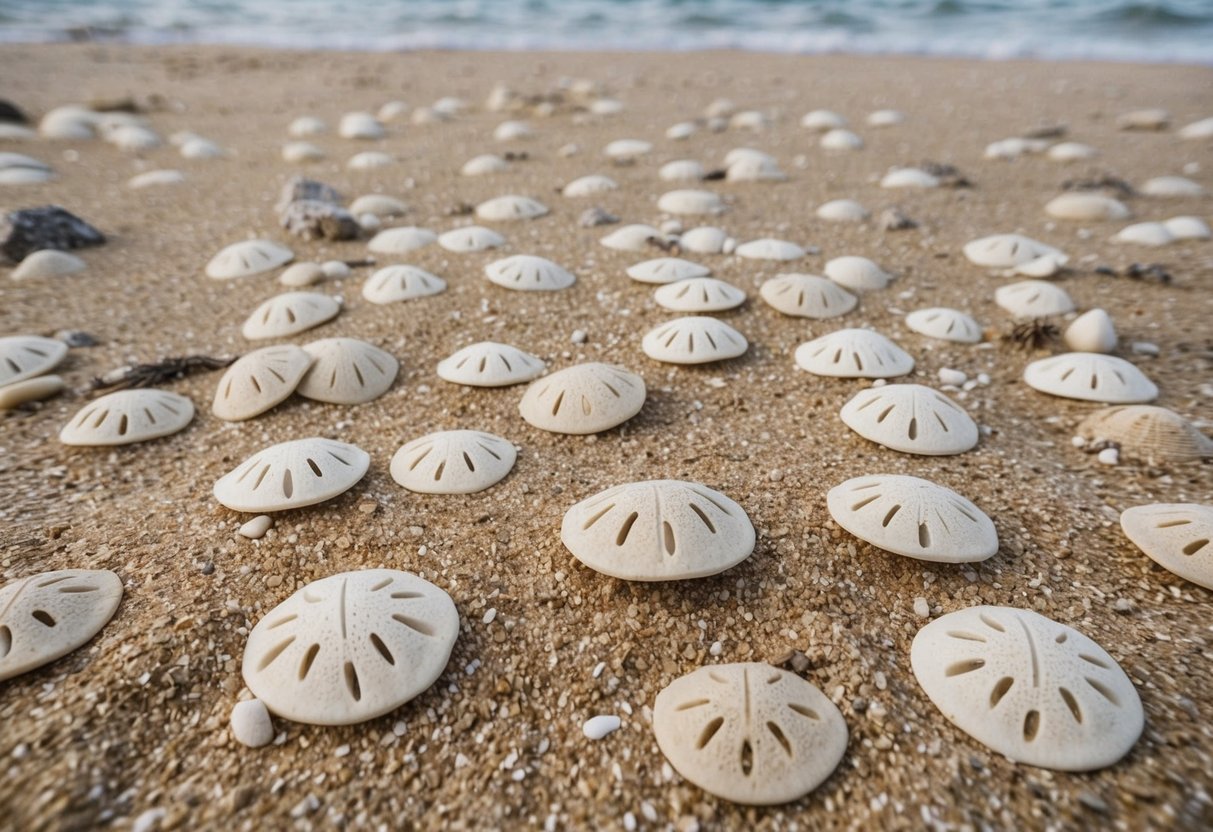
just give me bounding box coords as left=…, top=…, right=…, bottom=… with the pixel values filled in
left=1, top=0, right=1212, bottom=63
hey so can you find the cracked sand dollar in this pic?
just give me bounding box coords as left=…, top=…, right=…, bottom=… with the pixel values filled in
left=562, top=175, right=618, bottom=197
left=1023, top=353, right=1157, bottom=404
left=212, top=345, right=313, bottom=421
left=1121, top=504, right=1213, bottom=590
left=60, top=389, right=194, bottom=446
left=241, top=569, right=458, bottom=725
left=561, top=480, right=755, bottom=581
left=626, top=257, right=710, bottom=285
left=519, top=363, right=645, bottom=435
left=214, top=437, right=370, bottom=512
left=911, top=605, right=1143, bottom=771
left=679, top=227, right=735, bottom=255
left=963, top=234, right=1062, bottom=268
left=600, top=224, right=666, bottom=252
left=1077, top=406, right=1213, bottom=464
left=436, top=225, right=505, bottom=253
left=362, top=266, right=447, bottom=305
left=905, top=308, right=983, bottom=344
left=0, top=335, right=68, bottom=387
left=840, top=384, right=979, bottom=456
left=242, top=292, right=340, bottom=340
left=390, top=430, right=516, bottom=494
left=297, top=338, right=399, bottom=405
left=734, top=238, right=804, bottom=261
left=828, top=475, right=997, bottom=562
left=759, top=274, right=857, bottom=319
left=437, top=342, right=544, bottom=388
left=485, top=255, right=575, bottom=291
left=367, top=227, right=437, bottom=254
left=206, top=239, right=294, bottom=279
left=658, top=190, right=726, bottom=215
left=475, top=195, right=549, bottom=222
left=642, top=317, right=748, bottom=365
left=654, top=278, right=745, bottom=312
left=0, top=569, right=123, bottom=682
left=652, top=663, right=847, bottom=805
left=11, top=250, right=86, bottom=280
left=795, top=329, right=914, bottom=379
left=1044, top=193, right=1130, bottom=221
left=824, top=256, right=891, bottom=292
left=994, top=280, right=1075, bottom=318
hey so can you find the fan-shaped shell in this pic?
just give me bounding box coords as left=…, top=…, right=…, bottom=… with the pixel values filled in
left=963, top=234, right=1062, bottom=268
left=349, top=194, right=408, bottom=217
left=12, top=250, right=86, bottom=280
left=241, top=569, right=457, bottom=725
left=297, top=338, right=399, bottom=405
left=679, top=227, right=734, bottom=255
left=0, top=569, right=123, bottom=682
left=626, top=257, right=710, bottom=284
left=362, top=266, right=447, bottom=305
left=1077, top=406, right=1213, bottom=464
left=338, top=111, right=385, bottom=140
left=905, top=308, right=983, bottom=344
left=367, top=227, right=437, bottom=254
left=653, top=663, right=848, bottom=805
left=561, top=480, right=755, bottom=580
left=563, top=175, right=618, bottom=197
left=881, top=168, right=939, bottom=188
left=519, top=363, right=645, bottom=434
left=1121, top=504, right=1213, bottom=590
left=734, top=238, right=804, bottom=261
left=242, top=292, right=340, bottom=340
left=437, top=226, right=505, bottom=253
left=642, top=317, right=748, bottom=365
left=0, top=335, right=68, bottom=386
left=206, top=239, right=294, bottom=280
left=214, top=437, right=370, bottom=512
left=212, top=345, right=313, bottom=421
left=485, top=255, right=575, bottom=291
left=659, top=160, right=706, bottom=182
left=1023, top=353, right=1157, bottom=404
left=840, top=384, right=979, bottom=456
left=911, top=606, right=1143, bottom=771
left=816, top=199, right=869, bottom=222
left=600, top=224, right=666, bottom=252
left=994, top=280, right=1075, bottom=318
left=437, top=342, right=544, bottom=388
left=390, top=430, right=516, bottom=494
left=658, top=189, right=726, bottom=215
left=1045, top=193, right=1131, bottom=221
left=60, top=389, right=194, bottom=446
left=829, top=475, right=996, bottom=562
left=461, top=154, right=509, bottom=176
left=759, top=274, right=857, bottom=319
left=654, top=278, right=745, bottom=312
left=795, top=329, right=914, bottom=379
left=824, top=256, right=891, bottom=291
left=475, top=195, right=549, bottom=222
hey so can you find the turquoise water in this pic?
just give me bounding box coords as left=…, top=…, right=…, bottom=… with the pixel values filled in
left=1, top=0, right=1212, bottom=62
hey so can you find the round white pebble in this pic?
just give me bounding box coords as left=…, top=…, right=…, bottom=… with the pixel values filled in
left=238, top=515, right=273, bottom=540
left=230, top=699, right=274, bottom=748
left=938, top=368, right=967, bottom=387
left=1098, top=447, right=1120, bottom=466
left=582, top=714, right=621, bottom=740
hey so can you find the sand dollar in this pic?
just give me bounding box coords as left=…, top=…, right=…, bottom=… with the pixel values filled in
left=485, top=255, right=575, bottom=291
left=760, top=274, right=856, bottom=319
left=1023, top=353, right=1157, bottom=404
left=297, top=338, right=399, bottom=405
left=242, top=292, right=340, bottom=340
left=905, top=308, right=983, bottom=344
left=794, top=328, right=914, bottom=379
left=214, top=437, right=369, bottom=512
left=1121, top=503, right=1213, bottom=590
left=212, top=345, right=313, bottom=421
left=840, top=384, right=978, bottom=456
left=362, top=266, right=447, bottom=305
left=436, top=342, right=544, bottom=388
left=653, top=278, right=745, bottom=312
left=0, top=335, right=68, bottom=387
left=641, top=317, right=748, bottom=365
left=390, top=430, right=516, bottom=494
left=519, top=362, right=645, bottom=435
left=206, top=239, right=293, bottom=279
left=60, top=389, right=194, bottom=446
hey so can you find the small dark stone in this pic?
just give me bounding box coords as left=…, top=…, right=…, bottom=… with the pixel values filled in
left=55, top=330, right=100, bottom=348
left=502, top=151, right=529, bottom=162
left=201, top=562, right=215, bottom=576
left=1078, top=792, right=1110, bottom=814
left=1, top=206, right=105, bottom=263
left=274, top=177, right=342, bottom=214
left=702, top=169, right=728, bottom=181
left=445, top=202, right=474, bottom=217
left=578, top=207, right=618, bottom=228
left=880, top=208, right=918, bottom=231
left=0, top=99, right=29, bottom=124
left=920, top=161, right=971, bottom=188
left=278, top=199, right=360, bottom=241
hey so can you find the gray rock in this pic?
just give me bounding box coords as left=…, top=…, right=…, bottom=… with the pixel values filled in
left=275, top=177, right=342, bottom=214
left=1, top=206, right=105, bottom=263
left=279, top=199, right=360, bottom=241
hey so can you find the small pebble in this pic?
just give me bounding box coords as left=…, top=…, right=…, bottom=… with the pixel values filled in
left=238, top=515, right=273, bottom=540
left=571, top=329, right=587, bottom=344
left=582, top=714, right=621, bottom=740
left=321, top=260, right=351, bottom=280
left=913, top=597, right=931, bottom=618
left=1097, top=447, right=1119, bottom=466
left=938, top=368, right=967, bottom=387
left=230, top=699, right=274, bottom=748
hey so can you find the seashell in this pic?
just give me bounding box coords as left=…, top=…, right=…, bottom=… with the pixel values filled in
left=1045, top=193, right=1130, bottom=221
left=994, top=280, right=1075, bottom=317
left=730, top=110, right=769, bottom=131
left=1179, top=116, right=1213, bottom=140
left=626, top=257, right=710, bottom=284
left=1063, top=309, right=1117, bottom=354
left=206, top=239, right=293, bottom=280
left=590, top=98, right=623, bottom=116
left=411, top=107, right=449, bottom=125
left=867, top=109, right=905, bottom=127
left=437, top=341, right=543, bottom=388
left=390, top=430, right=516, bottom=494
left=652, top=663, right=847, bottom=805
left=659, top=160, right=706, bottom=182
left=679, top=226, right=734, bottom=255
left=657, top=189, right=726, bottom=215
left=1013, top=252, right=1069, bottom=278
left=983, top=137, right=1042, bottom=160
left=1113, top=222, right=1173, bottom=247
left=704, top=98, right=736, bottom=119
left=127, top=169, right=185, bottom=188
left=0, top=335, right=67, bottom=386
left=759, top=273, right=856, bottom=320
left=242, top=292, right=340, bottom=340
left=1121, top=504, right=1213, bottom=589
left=1117, top=108, right=1169, bottom=131
left=0, top=151, right=53, bottom=180
left=1140, top=176, right=1204, bottom=198
left=824, top=255, right=890, bottom=292
left=0, top=569, right=123, bottom=682
left=367, top=226, right=437, bottom=254
left=1023, top=353, right=1157, bottom=404
left=431, top=96, right=467, bottom=116
left=348, top=150, right=394, bottom=170
left=816, top=199, right=869, bottom=223
left=212, top=345, right=312, bottom=421
left=362, top=266, right=446, bottom=305
left=600, top=224, right=666, bottom=252
left=475, top=195, right=549, bottom=222
left=297, top=338, right=399, bottom=405
left=562, top=174, right=618, bottom=197
left=1163, top=215, right=1211, bottom=240
left=911, top=605, right=1143, bottom=771
left=603, top=139, right=652, bottom=160
left=437, top=225, right=505, bottom=253
left=288, top=116, right=327, bottom=137
left=1078, top=406, right=1213, bottom=464
left=338, top=111, right=385, bottom=140
left=801, top=109, right=847, bottom=132
left=642, top=317, right=748, bottom=365
left=654, top=277, right=745, bottom=312
left=561, top=480, right=754, bottom=581
left=241, top=569, right=457, bottom=725
left=60, top=389, right=194, bottom=446
left=963, top=234, right=1063, bottom=268
left=905, top=308, right=983, bottom=344
left=519, top=362, right=645, bottom=434
left=734, top=238, right=804, bottom=261
left=820, top=128, right=864, bottom=150
left=880, top=168, right=939, bottom=189
left=485, top=254, right=575, bottom=291
left=1047, top=142, right=1098, bottom=162
left=180, top=137, right=223, bottom=159
left=279, top=262, right=325, bottom=287
left=666, top=121, right=698, bottom=140
left=350, top=194, right=408, bottom=217
left=0, top=375, right=65, bottom=409
left=795, top=328, right=914, bottom=379
left=215, top=438, right=369, bottom=513
left=321, top=260, right=350, bottom=280
left=840, top=385, right=979, bottom=456
left=39, top=106, right=97, bottom=139
left=105, top=124, right=161, bottom=152
left=460, top=154, right=509, bottom=176
left=721, top=148, right=771, bottom=167
left=493, top=120, right=532, bottom=141
left=726, top=155, right=786, bottom=182
left=11, top=249, right=85, bottom=280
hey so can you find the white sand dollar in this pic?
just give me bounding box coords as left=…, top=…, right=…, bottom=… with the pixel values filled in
left=339, top=111, right=385, bottom=140
left=519, top=363, right=645, bottom=435
left=1063, top=309, right=1117, bottom=353
left=297, top=338, right=399, bottom=405
left=963, top=234, right=1062, bottom=268
left=437, top=226, right=505, bottom=253
left=1121, top=504, right=1213, bottom=590
left=1140, top=176, right=1204, bottom=198
left=654, top=278, right=745, bottom=312
left=348, top=150, right=393, bottom=170
left=362, top=266, right=446, bottom=305
left=1013, top=252, right=1069, bottom=278
left=881, top=168, right=939, bottom=189
left=726, top=155, right=786, bottom=182
left=734, top=238, right=804, bottom=261
left=816, top=199, right=869, bottom=223
left=437, top=342, right=544, bottom=388
left=659, top=160, right=706, bottom=182
left=760, top=274, right=856, bottom=319
left=179, top=137, right=223, bottom=159
left=679, top=227, right=735, bottom=255
left=128, top=169, right=185, bottom=188
left=0, top=335, right=68, bottom=386
left=390, top=430, right=516, bottom=494
left=461, top=154, right=509, bottom=176
left=213, top=345, right=313, bottom=421
left=214, top=437, right=369, bottom=512
left=824, top=256, right=890, bottom=291
left=722, top=148, right=773, bottom=167
left=1114, top=222, right=1173, bottom=247
left=994, top=280, right=1075, bottom=318
left=0, top=375, right=64, bottom=409
left=604, top=139, right=652, bottom=160
left=658, top=190, right=726, bottom=216
left=795, top=329, right=914, bottom=379
left=905, top=308, right=983, bottom=344
left=241, top=569, right=457, bottom=725
left=652, top=663, right=847, bottom=805
left=1045, top=193, right=1130, bottom=222
left=1078, top=406, right=1213, bottom=464
left=820, top=128, right=863, bottom=150
left=1118, top=109, right=1169, bottom=130
left=494, top=120, right=532, bottom=141
left=0, top=569, right=123, bottom=682
left=840, top=384, right=979, bottom=456
left=12, top=250, right=86, bottom=280
left=60, top=389, right=194, bottom=446
left=475, top=195, right=549, bottom=222
left=242, top=292, right=340, bottom=340
left=561, top=480, right=755, bottom=581
left=642, top=317, right=748, bottom=365
left=288, top=116, right=326, bottom=137
left=282, top=142, right=324, bottom=163
left=350, top=194, right=408, bottom=217
left=1179, top=116, right=1213, bottom=139
left=1024, top=353, right=1157, bottom=404
left=1047, top=142, right=1098, bottom=162
left=601, top=224, right=665, bottom=252
left=39, top=107, right=97, bottom=139
left=206, top=239, right=294, bottom=279
left=801, top=109, right=847, bottom=131
left=368, top=227, right=437, bottom=254
left=911, top=606, right=1143, bottom=771
left=485, top=255, right=575, bottom=291
left=1164, top=216, right=1211, bottom=240
left=868, top=109, right=904, bottom=127
left=279, top=262, right=325, bottom=287
left=626, top=257, right=710, bottom=285
left=563, top=175, right=617, bottom=197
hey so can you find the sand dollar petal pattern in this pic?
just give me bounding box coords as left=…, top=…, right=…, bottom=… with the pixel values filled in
left=214, top=437, right=370, bottom=512
left=242, top=292, right=340, bottom=340
left=840, top=384, right=979, bottom=455
left=1023, top=353, right=1157, bottom=404
left=963, top=234, right=1061, bottom=268
left=485, top=255, right=575, bottom=291
left=654, top=278, right=745, bottom=312
left=60, top=389, right=194, bottom=446
left=642, top=317, right=748, bottom=365
left=759, top=274, right=856, bottom=319
left=475, top=195, right=549, bottom=222
left=390, top=430, right=516, bottom=494
left=994, top=281, right=1075, bottom=318
left=437, top=341, right=544, bottom=388
left=367, top=227, right=437, bottom=254
left=600, top=224, right=665, bottom=252
left=1121, top=503, right=1213, bottom=590
left=212, top=345, right=313, bottom=421
left=436, top=225, right=505, bottom=253
left=794, top=328, right=914, bottom=379
left=1077, top=406, right=1213, bottom=464
left=626, top=257, right=711, bottom=285
left=905, top=308, right=983, bottom=344
left=206, top=239, right=294, bottom=279
left=519, top=363, right=645, bottom=434
left=297, top=338, right=399, bottom=404
left=0, top=335, right=68, bottom=387
left=361, top=266, right=447, bottom=305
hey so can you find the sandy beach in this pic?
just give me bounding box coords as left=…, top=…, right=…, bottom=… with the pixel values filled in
left=1, top=43, right=1212, bottom=830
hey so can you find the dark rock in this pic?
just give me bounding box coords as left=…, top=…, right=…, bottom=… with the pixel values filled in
left=0, top=99, right=28, bottom=124
left=55, top=330, right=100, bottom=348
left=274, top=177, right=342, bottom=214
left=279, top=199, right=360, bottom=241
left=880, top=207, right=918, bottom=231
left=0, top=206, right=105, bottom=263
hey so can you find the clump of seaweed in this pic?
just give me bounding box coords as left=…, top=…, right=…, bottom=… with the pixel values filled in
left=88, top=355, right=236, bottom=393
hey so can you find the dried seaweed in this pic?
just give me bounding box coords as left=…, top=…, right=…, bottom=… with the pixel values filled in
left=1062, top=175, right=1134, bottom=197
left=88, top=355, right=236, bottom=393
left=1003, top=319, right=1060, bottom=352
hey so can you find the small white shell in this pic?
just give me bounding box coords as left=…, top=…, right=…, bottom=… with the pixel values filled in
left=1113, top=222, right=1174, bottom=247
left=657, top=189, right=726, bottom=216
left=242, top=292, right=340, bottom=340
left=562, top=175, right=618, bottom=197
left=1118, top=108, right=1169, bottom=130
left=659, top=160, right=706, bottom=182
left=460, top=154, right=509, bottom=176
left=390, top=430, right=516, bottom=494
left=1013, top=252, right=1069, bottom=278
left=367, top=227, right=437, bottom=254
left=904, top=308, right=983, bottom=344
left=519, top=363, right=645, bottom=434
left=282, top=142, right=325, bottom=163
left=759, top=274, right=856, bottom=319
left=1163, top=216, right=1211, bottom=240
left=350, top=194, right=408, bottom=217
left=215, top=438, right=369, bottom=513
left=0, top=375, right=64, bottom=409
left=179, top=137, right=224, bottom=159
left=1047, top=142, right=1098, bottom=162
left=60, top=389, right=194, bottom=446
left=494, top=120, right=532, bottom=141
left=475, top=195, right=549, bottom=222
left=840, top=384, right=979, bottom=456
left=437, top=342, right=544, bottom=388
left=881, top=168, right=938, bottom=189
left=436, top=225, right=506, bottom=253
left=820, top=128, right=864, bottom=150
left=485, top=255, right=575, bottom=291
left=604, top=139, right=652, bottom=159
left=1023, top=353, right=1158, bottom=404
left=1063, top=309, right=1117, bottom=353
left=665, top=121, right=698, bottom=140
left=39, top=106, right=97, bottom=139
left=679, top=227, right=734, bottom=255
left=654, top=278, right=745, bottom=312
left=734, top=238, right=804, bottom=261
left=1045, top=193, right=1131, bottom=221
left=338, top=111, right=385, bottom=140
left=642, top=317, right=748, bottom=365
left=361, top=266, right=447, bottom=305
left=625, top=257, right=710, bottom=284
left=824, top=256, right=890, bottom=292
left=600, top=224, right=665, bottom=252
left=794, top=328, right=914, bottom=379
left=279, top=262, right=325, bottom=287
left=1121, top=504, right=1213, bottom=589
left=963, top=234, right=1062, bottom=268
left=297, top=338, right=399, bottom=405
left=867, top=109, right=905, bottom=127
left=288, top=116, right=327, bottom=137
left=0, top=335, right=67, bottom=386
left=722, top=148, right=774, bottom=167
left=726, top=156, right=786, bottom=182
left=11, top=250, right=85, bottom=280
left=994, top=280, right=1075, bottom=318
left=128, top=169, right=185, bottom=188
left=1179, top=116, right=1213, bottom=139
left=206, top=239, right=294, bottom=280
left=348, top=150, right=394, bottom=170
left=212, top=345, right=313, bottom=421
left=1140, top=176, right=1204, bottom=198
left=816, top=199, right=868, bottom=223
left=801, top=110, right=847, bottom=131
left=1078, top=406, right=1213, bottom=464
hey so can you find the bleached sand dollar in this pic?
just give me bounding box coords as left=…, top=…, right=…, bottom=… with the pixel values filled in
left=519, top=363, right=645, bottom=435
left=1023, top=353, right=1157, bottom=404
left=1163, top=216, right=1211, bottom=240
left=911, top=606, right=1143, bottom=771
left=338, top=111, right=385, bottom=140
left=881, top=168, right=939, bottom=189
left=1140, top=176, right=1204, bottom=198
left=658, top=189, right=726, bottom=216
left=242, top=292, right=340, bottom=340
left=485, top=255, right=575, bottom=291
left=461, top=154, right=509, bottom=176
left=1078, top=406, right=1213, bottom=464
left=1047, top=142, right=1098, bottom=162
left=1113, top=222, right=1173, bottom=247
left=591, top=98, right=623, bottom=116
left=241, top=569, right=457, bottom=725
left=288, top=116, right=327, bottom=137
left=601, top=224, right=665, bottom=252
left=824, top=256, right=890, bottom=292
left=1118, top=108, right=1169, bottom=131
left=795, top=328, right=914, bottom=379
left=60, top=389, right=194, bottom=446
left=0, top=569, right=123, bottom=682
left=350, top=194, right=408, bottom=217
left=1045, top=193, right=1130, bottom=222
left=726, top=155, right=786, bottom=182
left=654, top=278, right=745, bottom=312
left=1063, top=309, right=1117, bottom=354
left=282, top=142, right=324, bottom=163
left=730, top=110, right=769, bottom=131
left=759, top=274, right=856, bottom=320
left=437, top=342, right=544, bottom=388
left=0, top=336, right=68, bottom=386
left=212, top=345, right=313, bottom=421
left=801, top=109, right=847, bottom=131
left=820, top=128, right=864, bottom=150
left=475, top=195, right=549, bottom=222
left=679, top=227, right=735, bottom=255
left=179, top=137, right=223, bottom=159
left=963, top=234, right=1062, bottom=268
left=828, top=475, right=996, bottom=561
left=652, top=663, right=847, bottom=805
left=905, top=308, right=983, bottom=344
left=494, top=120, right=533, bottom=141
left=1179, top=116, right=1213, bottom=140
left=128, top=169, right=185, bottom=188
left=563, top=175, right=618, bottom=197
left=816, top=199, right=868, bottom=223
left=734, top=238, right=804, bottom=261
left=626, top=257, right=710, bottom=285
left=642, top=317, right=748, bottom=365
left=561, top=480, right=755, bottom=581
left=368, top=226, right=437, bottom=254
left=436, top=225, right=505, bottom=253
left=604, top=138, right=652, bottom=160
left=1013, top=252, right=1069, bottom=278
left=297, top=338, right=399, bottom=405
left=348, top=150, right=393, bottom=170
left=1121, top=504, right=1213, bottom=590
left=840, top=385, right=979, bottom=456
left=0, top=165, right=54, bottom=185
left=206, top=239, right=294, bottom=279
left=666, top=121, right=698, bottom=140
left=994, top=280, right=1075, bottom=318
left=214, top=437, right=370, bottom=513
left=659, top=160, right=706, bottom=182
left=362, top=266, right=446, bottom=305
left=0, top=375, right=64, bottom=409
left=432, top=96, right=467, bottom=116
left=390, top=430, right=516, bottom=494
left=867, top=109, right=905, bottom=127
left=11, top=250, right=85, bottom=280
